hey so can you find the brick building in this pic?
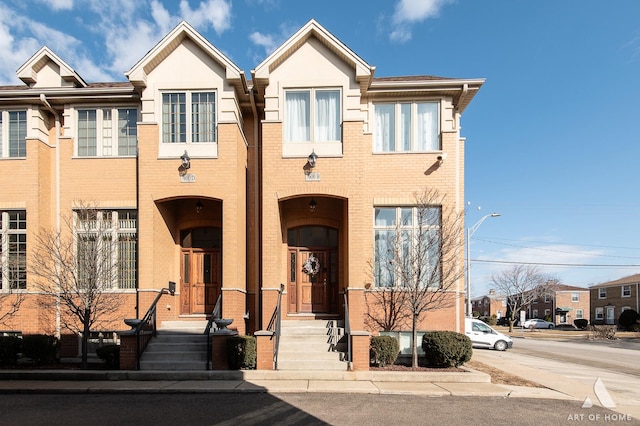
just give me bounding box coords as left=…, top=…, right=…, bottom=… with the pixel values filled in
left=590, top=274, right=640, bottom=325
left=526, top=284, right=590, bottom=326
left=471, top=289, right=507, bottom=319
left=0, top=20, right=483, bottom=369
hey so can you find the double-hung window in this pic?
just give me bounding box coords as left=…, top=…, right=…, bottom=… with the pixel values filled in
left=77, top=108, right=138, bottom=156
left=284, top=89, right=341, bottom=143
left=0, top=210, right=27, bottom=290
left=162, top=91, right=217, bottom=144
left=571, top=292, right=579, bottom=302
left=75, top=209, right=137, bottom=290
left=374, top=101, right=439, bottom=152
left=598, top=288, right=607, bottom=299
left=622, top=285, right=631, bottom=297
left=0, top=110, right=27, bottom=158
left=373, top=206, right=441, bottom=288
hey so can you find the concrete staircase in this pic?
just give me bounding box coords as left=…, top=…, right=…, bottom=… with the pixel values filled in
left=139, top=320, right=209, bottom=371
left=276, top=319, right=348, bottom=371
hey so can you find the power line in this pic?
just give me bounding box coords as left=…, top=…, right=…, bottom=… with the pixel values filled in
left=471, top=259, right=640, bottom=268
left=474, top=236, right=640, bottom=252
left=473, top=237, right=640, bottom=259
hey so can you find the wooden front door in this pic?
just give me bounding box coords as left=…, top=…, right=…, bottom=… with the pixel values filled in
left=181, top=249, right=220, bottom=315
left=298, top=250, right=327, bottom=313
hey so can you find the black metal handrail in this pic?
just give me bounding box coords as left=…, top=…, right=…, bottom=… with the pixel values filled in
left=205, top=294, right=222, bottom=370
left=266, top=284, right=284, bottom=369
left=131, top=282, right=175, bottom=370
left=343, top=292, right=351, bottom=365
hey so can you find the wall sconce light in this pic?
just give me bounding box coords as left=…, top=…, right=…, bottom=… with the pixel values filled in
left=180, top=150, right=191, bottom=170
left=195, top=200, right=204, bottom=214
left=437, top=153, right=447, bottom=166
left=308, top=198, right=317, bottom=213
left=307, top=150, right=318, bottom=168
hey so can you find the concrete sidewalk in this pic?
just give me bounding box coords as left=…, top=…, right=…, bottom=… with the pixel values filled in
left=0, top=365, right=568, bottom=400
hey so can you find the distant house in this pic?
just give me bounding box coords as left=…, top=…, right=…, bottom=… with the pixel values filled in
left=514, top=284, right=590, bottom=326
left=589, top=274, right=640, bottom=325
left=471, top=289, right=507, bottom=319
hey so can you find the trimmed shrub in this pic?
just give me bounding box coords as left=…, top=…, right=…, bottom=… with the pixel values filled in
left=227, top=335, right=256, bottom=370
left=96, top=344, right=120, bottom=369
left=370, top=336, right=400, bottom=367
left=21, top=334, right=58, bottom=365
left=618, top=309, right=640, bottom=331
left=0, top=336, right=21, bottom=367
left=422, top=331, right=472, bottom=368
left=573, top=319, right=588, bottom=330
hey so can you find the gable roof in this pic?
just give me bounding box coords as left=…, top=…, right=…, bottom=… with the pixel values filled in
left=252, top=19, right=374, bottom=92
left=590, top=273, right=640, bottom=289
left=16, top=46, right=87, bottom=88
left=125, top=21, right=247, bottom=93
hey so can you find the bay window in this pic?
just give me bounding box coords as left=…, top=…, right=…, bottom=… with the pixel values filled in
left=0, top=110, right=27, bottom=158
left=77, top=108, right=138, bottom=156
left=374, top=101, right=439, bottom=152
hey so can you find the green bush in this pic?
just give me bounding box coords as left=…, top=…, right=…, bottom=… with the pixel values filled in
left=370, top=336, right=400, bottom=367
left=618, top=309, right=640, bottom=331
left=96, top=344, right=120, bottom=369
left=573, top=319, right=588, bottom=330
left=21, top=334, right=58, bottom=365
left=421, top=331, right=472, bottom=368
left=227, top=335, right=256, bottom=370
left=0, top=336, right=21, bottom=367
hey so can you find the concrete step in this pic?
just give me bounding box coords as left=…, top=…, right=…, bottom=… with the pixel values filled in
left=139, top=360, right=208, bottom=371
left=145, top=342, right=207, bottom=352
left=152, top=334, right=207, bottom=344
left=141, top=350, right=208, bottom=362
left=276, top=359, right=347, bottom=371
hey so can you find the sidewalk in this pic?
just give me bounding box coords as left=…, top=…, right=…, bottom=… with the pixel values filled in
left=0, top=364, right=568, bottom=400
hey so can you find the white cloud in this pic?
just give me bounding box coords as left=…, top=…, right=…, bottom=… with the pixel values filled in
left=32, top=0, right=74, bottom=11
left=249, top=32, right=278, bottom=55
left=389, top=0, right=453, bottom=43
left=179, top=0, right=232, bottom=35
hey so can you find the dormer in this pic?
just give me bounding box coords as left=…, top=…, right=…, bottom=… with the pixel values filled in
left=16, top=46, right=87, bottom=89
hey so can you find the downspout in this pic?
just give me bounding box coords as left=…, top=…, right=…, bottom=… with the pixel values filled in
left=248, top=85, right=261, bottom=330
left=40, top=94, right=61, bottom=339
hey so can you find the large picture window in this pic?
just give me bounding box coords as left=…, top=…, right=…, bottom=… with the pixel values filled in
left=76, top=108, right=138, bottom=157
left=374, top=101, right=439, bottom=152
left=0, top=110, right=27, bottom=158
left=373, top=206, right=441, bottom=288
left=162, top=91, right=217, bottom=144
left=285, top=89, right=340, bottom=143
left=75, top=209, right=137, bottom=290
left=0, top=210, right=27, bottom=290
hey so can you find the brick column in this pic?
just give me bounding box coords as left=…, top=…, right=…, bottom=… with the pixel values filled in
left=211, top=332, right=237, bottom=370
left=118, top=333, right=137, bottom=370
left=350, top=331, right=371, bottom=371
left=255, top=331, right=275, bottom=370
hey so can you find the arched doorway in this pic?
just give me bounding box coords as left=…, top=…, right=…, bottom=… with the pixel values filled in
left=180, top=227, right=221, bottom=315
left=287, top=226, right=338, bottom=314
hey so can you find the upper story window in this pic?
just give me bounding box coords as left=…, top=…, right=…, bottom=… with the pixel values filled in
left=284, top=89, right=341, bottom=143
left=77, top=108, right=137, bottom=157
left=598, top=288, right=607, bottom=299
left=374, top=101, right=439, bottom=153
left=0, top=110, right=27, bottom=158
left=162, top=91, right=217, bottom=144
left=622, top=285, right=631, bottom=297
left=544, top=294, right=551, bottom=303
left=0, top=210, right=27, bottom=290
left=571, top=293, right=579, bottom=302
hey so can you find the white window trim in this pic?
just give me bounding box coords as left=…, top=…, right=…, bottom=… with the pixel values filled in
left=595, top=307, right=604, bottom=320
left=158, top=90, right=218, bottom=159
left=373, top=100, right=441, bottom=153
left=0, top=109, right=28, bottom=159
left=0, top=210, right=27, bottom=291
left=73, top=106, right=138, bottom=158
left=598, top=288, right=607, bottom=299
left=571, top=293, right=579, bottom=302
left=576, top=309, right=583, bottom=319
left=282, top=87, right=343, bottom=158
left=622, top=285, right=631, bottom=298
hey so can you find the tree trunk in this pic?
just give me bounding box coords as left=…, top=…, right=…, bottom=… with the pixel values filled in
left=412, top=314, right=418, bottom=368
left=81, top=308, right=90, bottom=369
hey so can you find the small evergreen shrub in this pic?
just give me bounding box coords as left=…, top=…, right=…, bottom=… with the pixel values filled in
left=21, top=334, right=58, bottom=365
left=618, top=309, right=640, bottom=331
left=573, top=319, right=588, bottom=330
left=422, top=331, right=472, bottom=368
left=96, top=344, right=120, bottom=369
left=370, top=335, right=400, bottom=367
left=227, top=335, right=256, bottom=370
left=0, top=336, right=21, bottom=367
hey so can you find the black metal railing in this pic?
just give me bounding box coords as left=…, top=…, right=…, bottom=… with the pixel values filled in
left=204, top=294, right=222, bottom=370
left=343, top=292, right=351, bottom=365
left=131, top=281, right=175, bottom=370
left=266, top=284, right=284, bottom=369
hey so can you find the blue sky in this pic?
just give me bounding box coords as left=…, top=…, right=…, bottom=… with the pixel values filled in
left=1, top=0, right=639, bottom=295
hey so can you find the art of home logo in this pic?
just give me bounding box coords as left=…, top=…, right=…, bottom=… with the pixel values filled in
left=567, top=378, right=634, bottom=422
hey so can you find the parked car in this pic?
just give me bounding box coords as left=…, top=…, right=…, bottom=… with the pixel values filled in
left=523, top=318, right=555, bottom=329
left=465, top=318, right=513, bottom=351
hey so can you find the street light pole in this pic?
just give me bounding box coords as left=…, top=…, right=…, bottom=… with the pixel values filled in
left=466, top=213, right=500, bottom=317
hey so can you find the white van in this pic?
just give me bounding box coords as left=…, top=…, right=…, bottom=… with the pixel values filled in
left=464, top=318, right=513, bottom=351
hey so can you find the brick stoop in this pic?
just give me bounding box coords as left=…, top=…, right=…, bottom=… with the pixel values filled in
left=276, top=319, right=348, bottom=371
left=139, top=321, right=209, bottom=371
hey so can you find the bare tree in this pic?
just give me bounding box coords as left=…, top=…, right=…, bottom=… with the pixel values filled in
left=490, top=264, right=553, bottom=332
left=0, top=257, right=26, bottom=327
left=367, top=189, right=465, bottom=367
left=29, top=203, right=128, bottom=368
